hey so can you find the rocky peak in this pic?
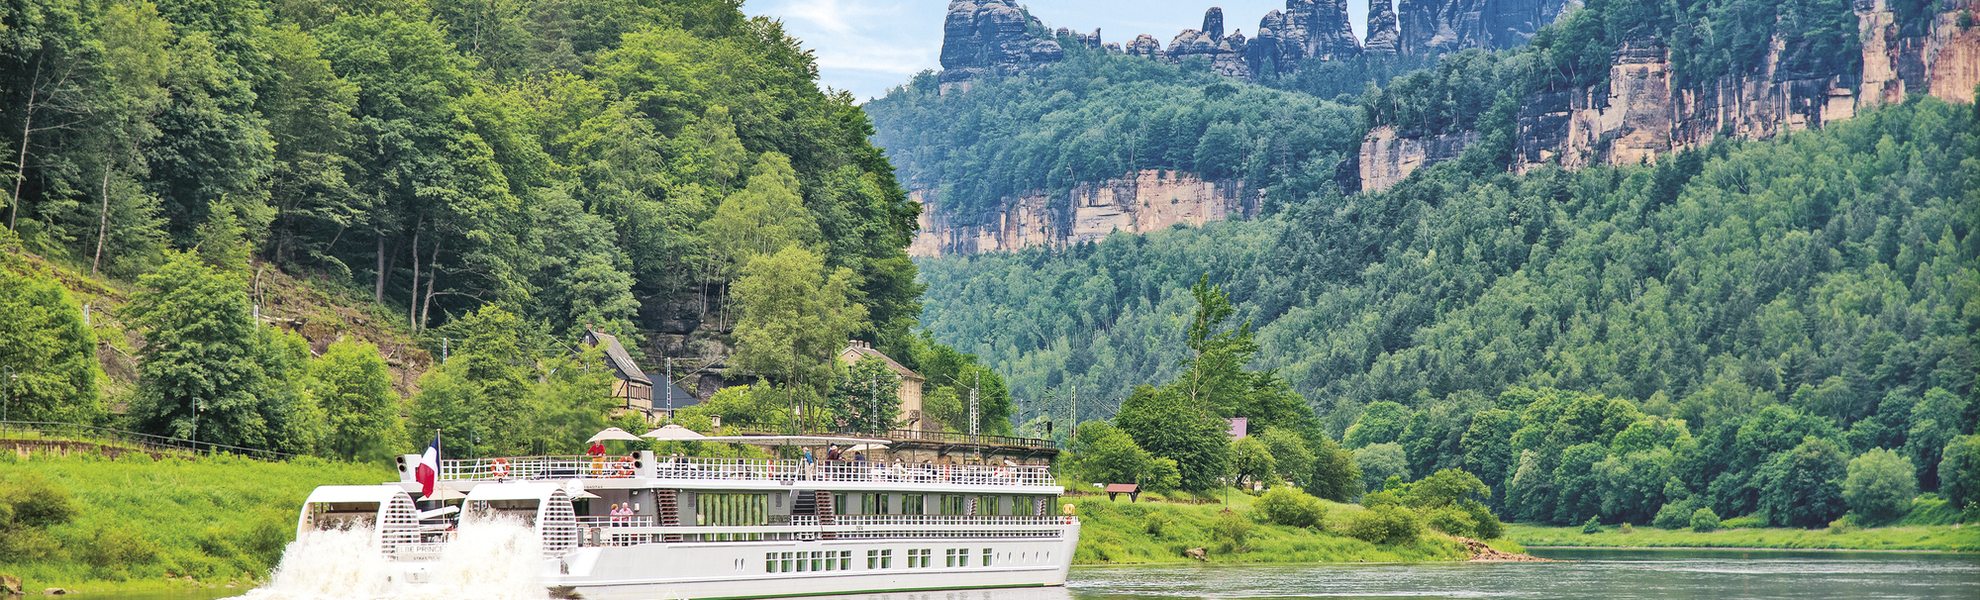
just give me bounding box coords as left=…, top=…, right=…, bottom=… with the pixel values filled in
left=1203, top=7, right=1226, bottom=40
left=1366, top=0, right=1402, bottom=55
left=1250, top=0, right=1362, bottom=77
left=938, top=0, right=1063, bottom=92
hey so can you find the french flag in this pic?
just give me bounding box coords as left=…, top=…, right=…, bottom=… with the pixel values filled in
left=416, top=433, right=440, bottom=498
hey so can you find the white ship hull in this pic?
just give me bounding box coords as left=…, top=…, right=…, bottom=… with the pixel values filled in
left=522, top=526, right=1078, bottom=600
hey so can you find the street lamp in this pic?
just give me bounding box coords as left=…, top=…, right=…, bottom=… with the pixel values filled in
left=2, top=366, right=14, bottom=422
left=189, top=401, right=205, bottom=454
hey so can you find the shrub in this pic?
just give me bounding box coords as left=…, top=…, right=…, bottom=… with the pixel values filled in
left=1939, top=436, right=1980, bottom=509
left=2, top=473, right=76, bottom=528
left=1212, top=511, right=1254, bottom=553
left=1361, top=489, right=1403, bottom=508
left=1843, top=448, right=1917, bottom=525
left=83, top=525, right=159, bottom=569
left=1652, top=500, right=1695, bottom=529
left=1143, top=513, right=1167, bottom=536
left=1344, top=505, right=1422, bottom=545
left=1691, top=508, right=1721, bottom=532
left=1826, top=515, right=1859, bottom=534
left=1426, top=507, right=1479, bottom=537
left=1461, top=499, right=1503, bottom=539
left=1255, top=487, right=1326, bottom=528
left=1619, top=522, right=1634, bottom=534
left=1581, top=516, right=1602, bottom=534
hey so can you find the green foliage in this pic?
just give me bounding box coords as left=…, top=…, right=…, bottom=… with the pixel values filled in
left=732, top=246, right=866, bottom=409
left=1939, top=436, right=1980, bottom=509
left=0, top=239, right=102, bottom=423
left=1070, top=422, right=1178, bottom=492
left=1211, top=510, right=1254, bottom=553
left=1255, top=486, right=1327, bottom=528
left=1581, top=516, right=1602, bottom=534
left=1690, top=507, right=1721, bottom=532
left=1653, top=500, right=1698, bottom=529
left=308, top=339, right=398, bottom=461
left=1345, top=401, right=1409, bottom=448
left=1116, top=385, right=1231, bottom=492
left=1306, top=434, right=1362, bottom=502
left=1760, top=437, right=1849, bottom=528
left=827, top=356, right=903, bottom=434
left=1353, top=442, right=1409, bottom=493
left=1344, top=504, right=1423, bottom=545
left=1259, top=427, right=1316, bottom=488
left=1843, top=447, right=1918, bottom=525
left=1230, top=435, right=1278, bottom=488
left=919, top=99, right=1977, bottom=530
left=1428, top=506, right=1480, bottom=537
left=1409, top=469, right=1491, bottom=509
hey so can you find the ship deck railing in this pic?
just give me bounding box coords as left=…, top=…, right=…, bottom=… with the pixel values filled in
left=438, top=455, right=1059, bottom=487
left=572, top=515, right=1075, bottom=547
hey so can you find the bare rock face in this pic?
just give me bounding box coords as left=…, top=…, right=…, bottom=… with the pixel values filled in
left=1203, top=7, right=1226, bottom=39
left=1126, top=34, right=1164, bottom=59
left=1153, top=9, right=1255, bottom=78
left=938, top=0, right=1062, bottom=93
left=1366, top=0, right=1402, bottom=54
left=1363, top=1, right=1979, bottom=192
left=1251, top=0, right=1363, bottom=76
left=909, top=170, right=1259, bottom=257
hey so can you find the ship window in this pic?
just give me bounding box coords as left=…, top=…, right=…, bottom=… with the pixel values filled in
left=781, top=551, right=794, bottom=572
left=976, top=495, right=999, bottom=516
left=834, top=493, right=849, bottom=515
left=982, top=548, right=993, bottom=566
left=944, top=548, right=959, bottom=567
left=906, top=548, right=930, bottom=568
left=902, top=494, right=925, bottom=515
left=870, top=549, right=891, bottom=568
left=862, top=493, right=888, bottom=514
left=867, top=549, right=879, bottom=569
left=813, top=551, right=824, bottom=571
left=766, top=553, right=776, bottom=573
left=839, top=550, right=852, bottom=570
left=941, top=495, right=967, bottom=515
left=1013, top=497, right=1034, bottom=516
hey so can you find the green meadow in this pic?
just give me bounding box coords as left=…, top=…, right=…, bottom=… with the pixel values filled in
left=0, top=448, right=393, bottom=593
left=1506, top=498, right=1980, bottom=553
left=1066, top=490, right=1508, bottom=564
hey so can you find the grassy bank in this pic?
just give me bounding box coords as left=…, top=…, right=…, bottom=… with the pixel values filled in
left=1068, top=489, right=1519, bottom=564
left=0, top=447, right=394, bottom=593
left=1507, top=523, right=1980, bottom=553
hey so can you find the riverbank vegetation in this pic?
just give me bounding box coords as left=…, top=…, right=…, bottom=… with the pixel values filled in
left=1067, top=488, right=1502, bottom=564
left=0, top=449, right=392, bottom=593
left=1507, top=519, right=1980, bottom=553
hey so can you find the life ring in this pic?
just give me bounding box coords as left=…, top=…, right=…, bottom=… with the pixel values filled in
left=940, top=464, right=952, bottom=482
left=492, top=458, right=511, bottom=478
left=994, top=466, right=1010, bottom=479
left=1061, top=503, right=1076, bottom=524
left=614, top=457, right=634, bottom=478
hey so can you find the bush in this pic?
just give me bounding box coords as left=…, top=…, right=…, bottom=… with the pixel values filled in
left=1652, top=500, right=1696, bottom=529
left=1426, top=507, right=1479, bottom=537
left=1212, top=511, right=1254, bottom=553
left=1361, top=489, right=1402, bottom=508
left=1691, top=508, right=1721, bottom=532
left=83, top=525, right=159, bottom=569
left=1826, top=515, right=1859, bottom=534
left=1143, top=513, right=1168, bottom=536
left=1255, top=487, right=1326, bottom=528
left=1619, top=522, right=1634, bottom=534
left=1344, top=505, right=1422, bottom=545
left=1844, top=448, right=1917, bottom=525
left=1939, top=436, right=1980, bottom=509
left=1581, top=516, right=1602, bottom=534
left=2, top=473, right=76, bottom=528
left=1461, top=499, right=1503, bottom=539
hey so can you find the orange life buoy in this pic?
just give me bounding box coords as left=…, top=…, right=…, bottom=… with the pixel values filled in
left=614, top=457, right=634, bottom=477
left=492, top=458, right=511, bottom=478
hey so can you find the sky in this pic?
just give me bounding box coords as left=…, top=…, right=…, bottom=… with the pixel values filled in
left=747, top=0, right=1375, bottom=103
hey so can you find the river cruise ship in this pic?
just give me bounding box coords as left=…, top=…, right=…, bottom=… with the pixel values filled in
left=295, top=433, right=1075, bottom=600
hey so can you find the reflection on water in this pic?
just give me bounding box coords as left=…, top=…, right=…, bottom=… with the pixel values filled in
left=71, top=548, right=1980, bottom=600
left=1066, top=548, right=1980, bottom=599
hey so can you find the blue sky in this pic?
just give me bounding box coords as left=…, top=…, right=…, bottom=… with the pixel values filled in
left=746, top=1, right=1375, bottom=103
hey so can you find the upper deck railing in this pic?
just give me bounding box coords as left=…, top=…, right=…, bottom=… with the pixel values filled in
left=439, top=455, right=1058, bottom=487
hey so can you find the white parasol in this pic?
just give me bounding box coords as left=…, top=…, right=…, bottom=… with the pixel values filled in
left=640, top=424, right=706, bottom=440
left=565, top=480, right=601, bottom=500
left=587, top=427, right=645, bottom=443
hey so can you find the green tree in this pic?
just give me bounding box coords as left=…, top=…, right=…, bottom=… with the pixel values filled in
left=1115, top=384, right=1231, bottom=492
left=1409, top=468, right=1491, bottom=509
left=1353, top=442, right=1409, bottom=492
left=1759, top=437, right=1849, bottom=528
left=1259, top=427, right=1315, bottom=488
left=1254, top=486, right=1325, bottom=528
left=309, top=339, right=399, bottom=460
left=731, top=246, right=867, bottom=419
left=1307, top=435, right=1362, bottom=501
left=532, top=347, right=621, bottom=454
left=1935, top=436, right=1980, bottom=510
left=127, top=252, right=277, bottom=449
left=0, top=234, right=101, bottom=423
left=828, top=355, right=902, bottom=434
left=412, top=305, right=536, bottom=457
left=703, top=152, right=818, bottom=277
left=1345, top=402, right=1409, bottom=448
left=1842, top=447, right=1917, bottom=525
left=1230, top=435, right=1277, bottom=488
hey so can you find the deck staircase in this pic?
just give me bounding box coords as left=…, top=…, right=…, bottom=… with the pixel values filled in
left=656, top=489, right=682, bottom=542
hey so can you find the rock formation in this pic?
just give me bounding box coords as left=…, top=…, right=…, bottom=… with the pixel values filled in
left=1360, top=0, right=1980, bottom=191
left=1160, top=9, right=1256, bottom=78
left=1250, top=0, right=1363, bottom=76
left=908, top=170, right=1259, bottom=257
left=937, top=0, right=1062, bottom=93
left=1366, top=0, right=1402, bottom=55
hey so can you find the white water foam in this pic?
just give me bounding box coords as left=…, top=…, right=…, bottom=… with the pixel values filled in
left=242, top=516, right=547, bottom=600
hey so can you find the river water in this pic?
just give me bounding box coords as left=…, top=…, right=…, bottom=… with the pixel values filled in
left=74, top=547, right=1980, bottom=600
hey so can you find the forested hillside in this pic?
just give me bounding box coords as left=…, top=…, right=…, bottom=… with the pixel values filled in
left=0, top=0, right=1021, bottom=459
left=865, top=43, right=1364, bottom=223
left=919, top=97, right=1979, bottom=523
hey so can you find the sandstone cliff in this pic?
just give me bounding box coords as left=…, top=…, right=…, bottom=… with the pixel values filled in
left=908, top=170, right=1259, bottom=257
left=1360, top=0, right=1980, bottom=191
